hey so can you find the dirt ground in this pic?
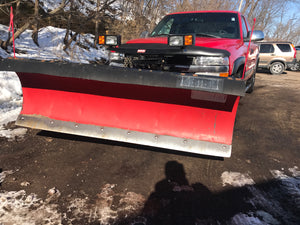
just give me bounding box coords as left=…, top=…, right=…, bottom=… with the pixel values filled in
left=1, top=70, right=300, bottom=224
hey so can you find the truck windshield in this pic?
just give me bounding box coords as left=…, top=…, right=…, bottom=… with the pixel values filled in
left=151, top=13, right=240, bottom=39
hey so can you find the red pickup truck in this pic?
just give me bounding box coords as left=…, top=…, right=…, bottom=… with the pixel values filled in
left=102, top=10, right=264, bottom=94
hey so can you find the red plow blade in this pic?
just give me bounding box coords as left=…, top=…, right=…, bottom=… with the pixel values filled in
left=1, top=59, right=243, bottom=157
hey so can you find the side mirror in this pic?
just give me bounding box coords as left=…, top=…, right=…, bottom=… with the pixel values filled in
left=244, top=30, right=264, bottom=42
left=251, top=30, right=264, bottom=42
left=140, top=31, right=149, bottom=38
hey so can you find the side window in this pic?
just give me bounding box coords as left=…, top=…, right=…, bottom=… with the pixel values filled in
left=241, top=17, right=248, bottom=39
left=277, top=44, right=291, bottom=52
left=260, top=44, right=275, bottom=53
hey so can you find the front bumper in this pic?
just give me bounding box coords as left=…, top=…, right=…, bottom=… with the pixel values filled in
left=287, top=58, right=298, bottom=69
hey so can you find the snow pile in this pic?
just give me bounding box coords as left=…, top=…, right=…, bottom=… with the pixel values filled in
left=222, top=168, right=300, bottom=225
left=37, top=0, right=63, bottom=12
left=270, top=168, right=300, bottom=211
left=0, top=24, right=107, bottom=63
left=0, top=71, right=26, bottom=140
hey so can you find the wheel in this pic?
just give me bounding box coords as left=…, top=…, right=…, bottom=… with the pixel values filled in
left=269, top=62, right=284, bottom=75
left=290, top=62, right=299, bottom=71
left=246, top=73, right=255, bottom=93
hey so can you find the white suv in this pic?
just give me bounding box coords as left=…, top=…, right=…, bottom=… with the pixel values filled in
left=258, top=42, right=297, bottom=74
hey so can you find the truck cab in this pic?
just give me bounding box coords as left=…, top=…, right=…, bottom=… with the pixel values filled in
left=102, top=11, right=264, bottom=92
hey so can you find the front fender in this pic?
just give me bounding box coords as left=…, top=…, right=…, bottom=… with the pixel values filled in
left=231, top=56, right=245, bottom=75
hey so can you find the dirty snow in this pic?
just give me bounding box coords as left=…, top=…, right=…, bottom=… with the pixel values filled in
left=1, top=168, right=300, bottom=224
left=0, top=71, right=26, bottom=140
left=222, top=169, right=300, bottom=225
left=0, top=190, right=62, bottom=225
left=0, top=182, right=145, bottom=225
left=221, top=171, right=255, bottom=187
left=0, top=170, right=14, bottom=184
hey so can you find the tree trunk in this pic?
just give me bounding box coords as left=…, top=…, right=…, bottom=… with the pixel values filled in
left=94, top=0, right=100, bottom=47
left=32, top=0, right=39, bottom=46
left=64, top=2, right=74, bottom=51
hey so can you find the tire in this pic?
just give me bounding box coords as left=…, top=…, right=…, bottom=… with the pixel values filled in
left=246, top=73, right=255, bottom=93
left=269, top=62, right=284, bottom=75
left=290, top=62, right=299, bottom=71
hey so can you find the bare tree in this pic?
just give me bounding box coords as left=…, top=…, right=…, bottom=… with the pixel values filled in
left=0, top=0, right=68, bottom=50
left=63, top=1, right=78, bottom=51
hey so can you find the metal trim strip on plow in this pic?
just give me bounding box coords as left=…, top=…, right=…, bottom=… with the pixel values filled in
left=16, top=115, right=232, bottom=158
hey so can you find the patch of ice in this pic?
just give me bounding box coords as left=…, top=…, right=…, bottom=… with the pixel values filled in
left=221, top=171, right=255, bottom=187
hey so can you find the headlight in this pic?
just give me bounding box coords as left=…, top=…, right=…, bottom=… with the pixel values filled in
left=168, top=35, right=194, bottom=46
left=99, top=35, right=121, bottom=46
left=109, top=51, right=124, bottom=61
left=193, top=56, right=229, bottom=66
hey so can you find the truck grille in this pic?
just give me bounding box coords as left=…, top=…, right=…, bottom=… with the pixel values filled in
left=124, top=55, right=193, bottom=71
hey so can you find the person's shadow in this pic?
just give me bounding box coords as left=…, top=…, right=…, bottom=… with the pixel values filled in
left=142, top=161, right=213, bottom=225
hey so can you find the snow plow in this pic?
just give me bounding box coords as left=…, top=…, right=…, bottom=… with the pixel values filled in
left=0, top=11, right=264, bottom=157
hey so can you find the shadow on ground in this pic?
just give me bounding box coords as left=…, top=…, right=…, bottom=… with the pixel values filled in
left=114, top=161, right=299, bottom=225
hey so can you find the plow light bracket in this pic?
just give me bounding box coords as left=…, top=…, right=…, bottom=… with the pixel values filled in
left=168, top=35, right=195, bottom=47
left=99, top=35, right=121, bottom=46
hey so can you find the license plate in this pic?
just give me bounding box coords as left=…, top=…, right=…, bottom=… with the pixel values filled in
left=180, top=76, right=223, bottom=91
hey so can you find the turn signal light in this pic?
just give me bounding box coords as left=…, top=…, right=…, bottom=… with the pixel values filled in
left=184, top=35, right=193, bottom=46
left=219, top=72, right=229, bottom=77
left=168, top=35, right=195, bottom=46
left=99, top=36, right=105, bottom=45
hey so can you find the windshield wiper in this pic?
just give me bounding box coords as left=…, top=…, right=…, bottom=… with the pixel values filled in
left=151, top=34, right=169, bottom=37
left=196, top=33, right=221, bottom=38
